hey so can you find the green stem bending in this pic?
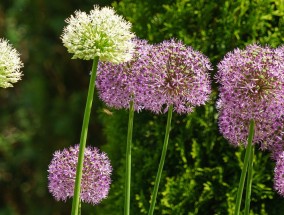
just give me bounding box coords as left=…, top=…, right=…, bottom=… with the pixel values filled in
left=124, top=100, right=135, bottom=215
left=148, top=104, right=173, bottom=215
left=71, top=56, right=99, bottom=215
left=244, top=146, right=254, bottom=215
left=234, top=119, right=255, bottom=215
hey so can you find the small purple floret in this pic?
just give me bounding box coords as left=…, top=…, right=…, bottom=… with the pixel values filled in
left=216, top=44, right=284, bottom=147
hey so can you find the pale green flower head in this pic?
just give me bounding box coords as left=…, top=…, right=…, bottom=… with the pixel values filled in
left=61, top=5, right=136, bottom=63
left=0, top=38, right=23, bottom=88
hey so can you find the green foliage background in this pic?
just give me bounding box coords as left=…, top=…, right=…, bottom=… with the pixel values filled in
left=0, top=0, right=283, bottom=214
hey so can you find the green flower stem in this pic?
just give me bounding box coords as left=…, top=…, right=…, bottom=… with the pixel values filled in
left=244, top=145, right=254, bottom=215
left=78, top=201, right=81, bottom=215
left=148, top=104, right=173, bottom=215
left=124, top=100, right=135, bottom=215
left=71, top=56, right=99, bottom=215
left=234, top=119, right=255, bottom=215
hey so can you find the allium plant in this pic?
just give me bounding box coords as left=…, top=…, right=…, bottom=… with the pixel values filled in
left=146, top=39, right=212, bottom=215
left=61, top=5, right=135, bottom=63
left=146, top=39, right=212, bottom=114
left=216, top=44, right=284, bottom=215
left=0, top=38, right=23, bottom=88
left=60, top=5, right=135, bottom=215
left=274, top=151, right=284, bottom=196
left=48, top=145, right=112, bottom=205
left=96, top=38, right=153, bottom=111
left=97, top=38, right=152, bottom=215
left=217, top=105, right=284, bottom=149
left=216, top=44, right=284, bottom=147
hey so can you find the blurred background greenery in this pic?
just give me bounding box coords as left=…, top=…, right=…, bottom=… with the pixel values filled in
left=0, top=0, right=283, bottom=214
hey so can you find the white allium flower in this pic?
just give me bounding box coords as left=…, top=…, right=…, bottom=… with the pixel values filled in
left=61, top=5, right=135, bottom=63
left=0, top=38, right=23, bottom=88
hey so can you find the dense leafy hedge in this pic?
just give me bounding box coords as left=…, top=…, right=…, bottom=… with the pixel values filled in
left=0, top=0, right=283, bottom=214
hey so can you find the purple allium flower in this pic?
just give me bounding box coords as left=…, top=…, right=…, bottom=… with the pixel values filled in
left=145, top=39, right=212, bottom=114
left=96, top=38, right=153, bottom=111
left=96, top=39, right=212, bottom=114
left=274, top=151, right=284, bottom=196
left=48, top=145, right=112, bottom=205
left=216, top=44, right=284, bottom=147
left=218, top=105, right=284, bottom=148
left=216, top=44, right=284, bottom=118
left=0, top=38, right=23, bottom=88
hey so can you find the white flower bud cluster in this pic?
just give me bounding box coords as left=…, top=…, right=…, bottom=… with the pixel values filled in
left=0, top=38, right=23, bottom=88
left=61, top=5, right=135, bottom=63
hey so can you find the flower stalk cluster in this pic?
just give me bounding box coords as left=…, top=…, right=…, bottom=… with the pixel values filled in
left=47, top=2, right=284, bottom=213
left=97, top=39, right=212, bottom=215
left=48, top=5, right=135, bottom=215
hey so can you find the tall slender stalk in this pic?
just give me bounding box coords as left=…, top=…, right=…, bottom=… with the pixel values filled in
left=78, top=201, right=81, bottom=215
left=234, top=119, right=255, bottom=215
left=244, top=146, right=254, bottom=215
left=124, top=100, right=135, bottom=215
left=148, top=104, right=173, bottom=215
left=71, top=56, right=99, bottom=215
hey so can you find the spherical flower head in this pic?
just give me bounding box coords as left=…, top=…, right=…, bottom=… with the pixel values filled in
left=216, top=44, right=284, bottom=147
left=218, top=105, right=284, bottom=147
left=0, top=38, right=23, bottom=88
left=274, top=151, right=284, bottom=196
left=61, top=5, right=135, bottom=63
left=145, top=39, right=212, bottom=114
left=96, top=38, right=153, bottom=111
left=216, top=44, right=284, bottom=120
left=48, top=145, right=112, bottom=205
